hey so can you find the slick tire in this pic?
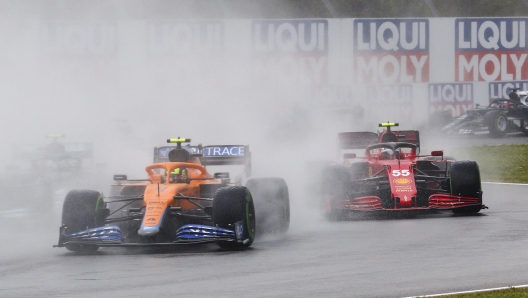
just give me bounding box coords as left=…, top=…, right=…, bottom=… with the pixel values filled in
left=213, top=186, right=255, bottom=249
left=61, top=190, right=106, bottom=252
left=484, top=110, right=509, bottom=137
left=449, top=161, right=483, bottom=215
left=246, top=178, right=290, bottom=236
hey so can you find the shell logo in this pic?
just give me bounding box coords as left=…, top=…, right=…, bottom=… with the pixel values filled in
left=393, top=178, right=412, bottom=185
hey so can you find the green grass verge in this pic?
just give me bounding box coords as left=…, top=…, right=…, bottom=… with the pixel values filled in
left=439, top=286, right=528, bottom=297
left=432, top=145, right=527, bottom=298
left=453, top=144, right=528, bottom=183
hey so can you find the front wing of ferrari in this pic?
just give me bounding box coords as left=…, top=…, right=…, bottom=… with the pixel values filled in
left=332, top=194, right=482, bottom=211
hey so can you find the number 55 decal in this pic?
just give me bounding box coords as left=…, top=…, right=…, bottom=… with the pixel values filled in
left=392, top=170, right=410, bottom=176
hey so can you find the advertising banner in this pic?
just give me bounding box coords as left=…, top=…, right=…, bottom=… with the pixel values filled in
left=455, top=18, right=528, bottom=82
left=251, top=19, right=328, bottom=85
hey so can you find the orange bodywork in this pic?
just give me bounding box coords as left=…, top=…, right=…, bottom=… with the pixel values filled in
left=142, top=162, right=214, bottom=227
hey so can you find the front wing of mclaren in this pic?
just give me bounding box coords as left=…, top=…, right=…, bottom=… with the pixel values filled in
left=55, top=222, right=248, bottom=248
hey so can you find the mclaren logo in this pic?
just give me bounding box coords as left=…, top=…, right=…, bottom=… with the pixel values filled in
left=393, top=178, right=412, bottom=185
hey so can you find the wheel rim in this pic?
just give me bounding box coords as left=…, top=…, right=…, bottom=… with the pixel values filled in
left=497, top=116, right=508, bottom=132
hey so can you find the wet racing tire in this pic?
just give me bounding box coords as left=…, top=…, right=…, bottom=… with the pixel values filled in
left=61, top=190, right=106, bottom=252
left=484, top=110, right=509, bottom=137
left=213, top=186, right=255, bottom=249
left=449, top=161, right=483, bottom=214
left=246, top=178, right=290, bottom=235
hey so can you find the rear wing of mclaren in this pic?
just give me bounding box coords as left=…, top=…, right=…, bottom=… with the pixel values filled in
left=153, top=145, right=201, bottom=163
left=338, top=131, right=420, bottom=150
left=200, top=145, right=250, bottom=166
left=153, top=145, right=252, bottom=176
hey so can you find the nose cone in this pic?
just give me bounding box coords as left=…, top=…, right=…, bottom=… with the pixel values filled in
left=138, top=226, right=160, bottom=237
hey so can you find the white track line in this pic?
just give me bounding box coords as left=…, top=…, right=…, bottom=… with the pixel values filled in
left=403, top=284, right=528, bottom=298
left=402, top=182, right=528, bottom=297
left=482, top=181, right=528, bottom=186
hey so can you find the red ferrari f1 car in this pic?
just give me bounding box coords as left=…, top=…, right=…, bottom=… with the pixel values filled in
left=321, top=123, right=486, bottom=220
left=55, top=138, right=289, bottom=253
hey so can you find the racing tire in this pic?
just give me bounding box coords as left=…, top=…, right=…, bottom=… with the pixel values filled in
left=484, top=110, right=509, bottom=137
left=213, top=186, right=255, bottom=249
left=321, top=165, right=351, bottom=221
left=449, top=161, right=483, bottom=214
left=521, top=120, right=528, bottom=135
left=61, top=190, right=106, bottom=252
left=246, top=178, right=290, bottom=235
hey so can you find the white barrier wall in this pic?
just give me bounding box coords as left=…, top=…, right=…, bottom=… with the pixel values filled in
left=26, top=17, right=528, bottom=128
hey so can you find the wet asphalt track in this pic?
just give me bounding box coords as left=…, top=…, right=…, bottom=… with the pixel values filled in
left=0, top=182, right=528, bottom=298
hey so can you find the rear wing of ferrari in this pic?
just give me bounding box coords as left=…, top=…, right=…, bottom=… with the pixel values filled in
left=394, top=130, right=420, bottom=150
left=338, top=132, right=378, bottom=149
left=338, top=130, right=420, bottom=150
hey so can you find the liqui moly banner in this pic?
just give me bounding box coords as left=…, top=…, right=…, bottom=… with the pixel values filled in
left=489, top=81, right=528, bottom=100
left=145, top=21, right=224, bottom=55
left=40, top=21, right=118, bottom=58
left=456, top=18, right=528, bottom=82
left=429, top=83, right=474, bottom=117
left=354, top=19, right=429, bottom=84
left=251, top=19, right=328, bottom=85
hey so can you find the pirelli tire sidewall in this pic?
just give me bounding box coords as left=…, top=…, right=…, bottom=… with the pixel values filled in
left=61, top=189, right=105, bottom=252
left=484, top=110, right=509, bottom=137
left=449, top=161, right=483, bottom=214
left=213, top=186, right=255, bottom=249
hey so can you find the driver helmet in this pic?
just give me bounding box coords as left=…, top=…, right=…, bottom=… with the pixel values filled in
left=509, top=89, right=528, bottom=105
left=170, top=168, right=188, bottom=183
left=519, top=91, right=528, bottom=105
left=380, top=148, right=393, bottom=160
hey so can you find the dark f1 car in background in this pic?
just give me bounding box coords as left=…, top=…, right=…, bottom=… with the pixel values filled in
left=55, top=138, right=289, bottom=253
left=321, top=123, right=486, bottom=220
left=12, top=134, right=94, bottom=180
left=438, top=88, right=528, bottom=137
left=0, top=134, right=94, bottom=218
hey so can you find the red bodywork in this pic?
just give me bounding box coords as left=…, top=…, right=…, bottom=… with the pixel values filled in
left=327, top=125, right=483, bottom=213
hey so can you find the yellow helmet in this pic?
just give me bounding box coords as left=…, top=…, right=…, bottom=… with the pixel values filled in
left=170, top=168, right=188, bottom=175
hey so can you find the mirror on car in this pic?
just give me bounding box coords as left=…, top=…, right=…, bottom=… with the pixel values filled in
left=431, top=150, right=443, bottom=157
left=113, top=174, right=128, bottom=181
left=214, top=172, right=230, bottom=179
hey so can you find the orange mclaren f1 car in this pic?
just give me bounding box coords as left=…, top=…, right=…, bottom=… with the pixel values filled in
left=321, top=123, right=487, bottom=220
left=55, top=138, right=289, bottom=253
